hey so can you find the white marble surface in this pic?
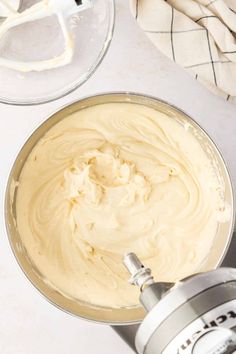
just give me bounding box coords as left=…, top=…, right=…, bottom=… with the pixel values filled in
left=0, top=1, right=236, bottom=353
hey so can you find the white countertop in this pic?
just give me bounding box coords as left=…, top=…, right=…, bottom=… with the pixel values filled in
left=1, top=1, right=236, bottom=353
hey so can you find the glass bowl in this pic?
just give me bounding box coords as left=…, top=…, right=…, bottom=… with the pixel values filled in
left=0, top=0, right=115, bottom=105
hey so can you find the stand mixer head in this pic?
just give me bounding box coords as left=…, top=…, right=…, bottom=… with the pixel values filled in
left=124, top=253, right=236, bottom=354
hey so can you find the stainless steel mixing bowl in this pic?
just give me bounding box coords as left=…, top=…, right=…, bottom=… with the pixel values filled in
left=5, top=93, right=235, bottom=324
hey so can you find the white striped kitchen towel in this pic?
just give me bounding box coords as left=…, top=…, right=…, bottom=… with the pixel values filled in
left=130, top=0, right=236, bottom=102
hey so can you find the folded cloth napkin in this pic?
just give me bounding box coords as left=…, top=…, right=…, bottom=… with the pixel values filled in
left=130, top=0, right=236, bottom=102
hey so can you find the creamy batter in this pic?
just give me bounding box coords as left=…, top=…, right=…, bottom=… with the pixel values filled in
left=16, top=103, right=229, bottom=308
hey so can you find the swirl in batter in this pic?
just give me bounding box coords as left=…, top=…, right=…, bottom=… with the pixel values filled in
left=16, top=103, right=229, bottom=308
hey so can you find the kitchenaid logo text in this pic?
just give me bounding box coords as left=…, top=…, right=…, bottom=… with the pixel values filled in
left=176, top=310, right=236, bottom=354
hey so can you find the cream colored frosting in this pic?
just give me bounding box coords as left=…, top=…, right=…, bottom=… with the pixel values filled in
left=16, top=103, right=229, bottom=308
